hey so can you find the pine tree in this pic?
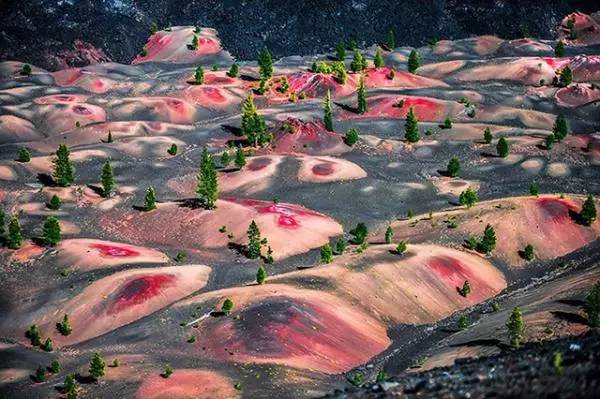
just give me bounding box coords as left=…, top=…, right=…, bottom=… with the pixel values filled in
left=21, top=64, right=32, bottom=76
left=385, top=225, right=394, bottom=244
left=580, top=194, right=596, bottom=226
left=188, top=35, right=199, bottom=50
left=7, top=215, right=23, bottom=249
left=26, top=324, right=42, bottom=346
left=554, top=40, right=565, bottom=57
left=48, top=194, right=61, bottom=210
left=323, top=89, right=333, bottom=131
left=220, top=151, right=231, bottom=167
left=246, top=220, right=262, bottom=259
left=64, top=374, right=79, bottom=399
left=558, top=66, right=572, bottom=87
left=106, top=130, right=113, bottom=143
left=101, top=160, right=115, bottom=198
left=396, top=240, right=407, bottom=254
left=350, top=223, right=368, bottom=245
left=257, top=76, right=268, bottom=94
left=241, top=95, right=270, bottom=146
left=529, top=181, right=539, bottom=196
left=506, top=307, right=525, bottom=348
left=496, top=136, right=509, bottom=158
left=53, top=144, right=75, bottom=187
left=167, top=143, right=178, bottom=155
left=234, top=146, right=246, bottom=169
left=386, top=30, right=396, bottom=49
left=320, top=243, right=334, bottom=263
left=357, top=76, right=367, bottom=114
left=335, top=238, right=347, bottom=254
left=50, top=359, right=61, bottom=373
left=258, top=47, right=273, bottom=79
left=336, top=41, right=346, bottom=61
left=458, top=314, right=469, bottom=330
left=459, top=187, right=478, bottom=208
left=523, top=244, right=535, bottom=261
left=408, top=49, right=420, bottom=73
left=57, top=314, right=72, bottom=336
left=459, top=280, right=471, bottom=297
left=194, top=65, right=204, bottom=84
left=162, top=365, right=174, bottom=378
left=404, top=107, right=420, bottom=143
left=479, top=224, right=496, bottom=254
left=345, top=128, right=360, bottom=146
left=585, top=282, right=600, bottom=327
left=144, top=186, right=157, bottom=211
left=42, top=216, right=61, bottom=246
left=256, top=265, right=266, bottom=285
left=374, top=48, right=385, bottom=68
left=89, top=353, right=106, bottom=380
left=17, top=147, right=31, bottom=162
left=447, top=157, right=460, bottom=177
left=351, top=50, right=366, bottom=72
left=227, top=63, right=240, bottom=78
left=333, top=61, right=348, bottom=84
left=552, top=114, right=568, bottom=142
left=442, top=116, right=452, bottom=129
left=41, top=337, right=53, bottom=352
left=545, top=134, right=555, bottom=149
left=196, top=148, right=218, bottom=209
left=35, top=365, right=46, bottom=382
left=222, top=298, right=234, bottom=314
left=483, top=127, right=493, bottom=144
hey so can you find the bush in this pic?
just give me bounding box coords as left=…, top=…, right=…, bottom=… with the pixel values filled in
left=8, top=215, right=23, bottom=249
left=351, top=50, right=366, bottom=72
left=48, top=194, right=62, bottom=210
left=506, top=307, right=525, bottom=348
left=101, top=160, right=115, bottom=198
left=386, top=30, right=396, bottom=49
left=320, top=243, right=334, bottom=263
left=483, top=128, right=493, bottom=144
left=41, top=337, right=53, bottom=352
left=64, top=374, right=79, bottom=398
left=162, top=365, right=173, bottom=378
left=256, top=265, right=267, bottom=284
left=446, top=157, right=460, bottom=177
left=558, top=66, right=572, bottom=87
left=222, top=298, right=234, bottom=314
left=580, top=194, right=596, bottom=226
left=336, top=42, right=346, bottom=61
left=529, top=182, right=539, bottom=196
left=349, top=223, right=368, bottom=245
left=459, top=280, right=471, bottom=297
left=50, top=359, right=61, bottom=373
left=585, top=282, right=600, bottom=327
left=554, top=40, right=565, bottom=57
left=523, top=244, right=535, bottom=261
left=194, top=65, right=204, bottom=84
left=384, top=226, right=394, bottom=244
left=235, top=146, right=246, bottom=169
left=395, top=240, right=407, bottom=254
left=167, top=143, right=178, bottom=155
left=496, top=137, right=509, bottom=158
left=89, top=353, right=106, bottom=379
left=42, top=216, right=61, bottom=246
left=479, top=224, right=496, bottom=254
left=144, top=186, right=157, bottom=211
left=552, top=114, right=568, bottom=142
left=345, top=128, right=360, bottom=146
left=17, top=147, right=31, bottom=162
left=21, top=64, right=32, bottom=76
left=545, top=134, right=555, bottom=149
left=335, top=238, right=347, bottom=254
left=458, top=314, right=469, bottom=330
left=35, top=365, right=46, bottom=383
left=57, top=314, right=72, bottom=336
left=26, top=324, right=42, bottom=346
left=442, top=116, right=452, bottom=129
left=374, top=48, right=384, bottom=68
left=407, top=49, right=420, bottom=73
left=459, top=187, right=478, bottom=208
left=227, top=63, right=240, bottom=78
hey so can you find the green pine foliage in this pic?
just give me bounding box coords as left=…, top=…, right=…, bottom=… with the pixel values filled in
left=459, top=280, right=471, bottom=297
left=545, top=134, right=555, bottom=149
left=554, top=40, right=565, bottom=57
left=89, top=353, right=106, bottom=380
left=64, top=374, right=79, bottom=399
left=407, top=49, right=420, bottom=73
left=523, top=244, right=535, bottom=261
left=558, top=66, right=572, bottom=87
left=234, top=146, right=246, bottom=169
left=404, top=107, right=420, bottom=143
left=395, top=240, right=407, bottom=254
left=21, top=64, right=32, bottom=76
left=442, top=116, right=452, bottom=129
left=332, top=61, right=348, bottom=84
left=351, top=50, right=366, bottom=72
left=35, top=365, right=46, bottom=382
left=459, top=187, right=478, bottom=208
left=320, top=243, right=334, bottom=263
left=222, top=298, right=234, bottom=314
left=479, top=224, right=497, bottom=254
left=101, top=160, right=115, bottom=198
left=374, top=48, right=385, bottom=68
left=57, top=314, right=72, bottom=336
left=8, top=215, right=23, bottom=249
left=220, top=151, right=231, bottom=167
left=447, top=157, right=460, bottom=177
left=335, top=238, right=347, bottom=254
left=53, top=144, right=75, bottom=187
left=386, top=30, right=396, bottom=49
left=345, top=128, right=360, bottom=146
left=196, top=148, right=218, bottom=209
left=357, top=76, right=367, bottom=114
left=483, top=127, right=493, bottom=144
left=458, top=314, right=469, bottom=330
left=580, top=194, right=596, bottom=226
left=41, top=337, right=53, bottom=352
left=17, top=147, right=31, bottom=162
left=552, top=114, right=568, bottom=142
left=48, top=194, right=62, bottom=210
left=227, top=63, right=240, bottom=77
left=258, top=47, right=273, bottom=79
left=241, top=95, right=270, bottom=146
left=336, top=42, right=346, bottom=60
left=349, top=223, right=368, bottom=245
left=256, top=265, right=267, bottom=285
left=385, top=226, right=394, bottom=244
left=323, top=89, right=333, bottom=131
left=496, top=137, right=509, bottom=158
left=26, top=324, right=42, bottom=346
left=144, top=186, right=157, bottom=211
left=42, top=216, right=61, bottom=246
left=167, top=143, right=178, bottom=155
left=585, top=281, right=600, bottom=327
left=50, top=359, right=61, bottom=373
left=506, top=307, right=525, bottom=348
left=246, top=220, right=262, bottom=259
left=529, top=181, right=540, bottom=196
left=194, top=65, right=204, bottom=84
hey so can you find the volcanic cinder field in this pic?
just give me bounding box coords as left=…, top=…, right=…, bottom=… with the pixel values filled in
left=1, top=9, right=600, bottom=399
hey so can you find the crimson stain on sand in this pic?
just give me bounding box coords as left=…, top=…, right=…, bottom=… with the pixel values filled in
left=108, top=274, right=176, bottom=314
left=536, top=197, right=577, bottom=223
left=312, top=162, right=335, bottom=176
left=91, top=243, right=141, bottom=257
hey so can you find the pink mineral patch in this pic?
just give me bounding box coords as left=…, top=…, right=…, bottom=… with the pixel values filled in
left=555, top=84, right=600, bottom=107
left=135, top=369, right=238, bottom=399
left=312, top=162, right=335, bottom=176
left=108, top=274, right=177, bottom=314
left=270, top=118, right=349, bottom=155
left=91, top=243, right=141, bottom=257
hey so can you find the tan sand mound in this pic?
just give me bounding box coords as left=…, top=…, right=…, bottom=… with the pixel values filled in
left=109, top=97, right=198, bottom=124
left=177, top=284, right=390, bottom=374
left=100, top=198, right=343, bottom=260
left=386, top=195, right=600, bottom=267
left=555, top=84, right=600, bottom=107
left=135, top=369, right=238, bottom=399
left=55, top=239, right=169, bottom=271
left=36, top=265, right=210, bottom=346
left=296, top=155, right=367, bottom=183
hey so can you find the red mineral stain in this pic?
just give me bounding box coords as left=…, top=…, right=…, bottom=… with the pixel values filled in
left=72, top=105, right=92, bottom=115
left=277, top=215, right=300, bottom=228
left=247, top=157, right=272, bottom=171
left=312, top=162, right=335, bottom=176
left=91, top=243, right=141, bottom=257
left=536, top=197, right=577, bottom=223
left=108, top=274, right=176, bottom=314
left=202, top=86, right=226, bottom=103
left=204, top=74, right=236, bottom=85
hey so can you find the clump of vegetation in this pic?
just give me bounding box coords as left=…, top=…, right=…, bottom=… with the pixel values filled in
left=144, top=186, right=157, bottom=211
left=162, top=365, right=174, bottom=378
left=442, top=116, right=453, bottom=129
left=278, top=76, right=289, bottom=93
left=26, top=324, right=42, bottom=346
left=320, top=243, right=334, bottom=263
left=483, top=127, right=493, bottom=144
left=457, top=314, right=469, bottom=330
left=63, top=374, right=79, bottom=399
left=545, top=134, right=555, bottom=149
left=506, top=307, right=525, bottom=348
left=395, top=240, right=407, bottom=254
left=385, top=225, right=394, bottom=244
left=323, top=89, right=333, bottom=131
left=479, top=224, right=497, bottom=254
left=552, top=114, right=569, bottom=142
left=17, top=147, right=31, bottom=162
left=246, top=220, right=263, bottom=259
left=188, top=35, right=199, bottom=50
left=42, top=216, right=61, bottom=246
left=529, top=181, right=539, bottom=196
left=167, top=143, right=178, bottom=155
left=357, top=76, right=367, bottom=114
left=222, top=298, right=234, bottom=315
left=349, top=372, right=364, bottom=387
left=446, top=157, right=460, bottom=177
left=196, top=147, right=218, bottom=209
left=407, top=49, right=420, bottom=73
left=336, top=41, right=346, bottom=61
left=374, top=47, right=385, bottom=68
left=174, top=251, right=186, bottom=262
left=584, top=281, right=600, bottom=327
left=258, top=47, right=273, bottom=79
left=220, top=151, right=231, bottom=168
left=227, top=63, right=240, bottom=77
left=89, top=353, right=106, bottom=380
left=47, top=194, right=62, bottom=210
left=41, top=337, right=53, bottom=352
left=552, top=351, right=563, bottom=375
left=557, top=66, right=572, bottom=87
left=57, top=314, right=72, bottom=336
left=112, top=358, right=120, bottom=368
left=522, top=244, right=535, bottom=261
left=256, top=265, right=267, bottom=285
left=351, top=50, right=367, bottom=72
left=241, top=95, right=271, bottom=146
left=581, top=194, right=597, bottom=226
left=8, top=215, right=23, bottom=249
left=349, top=223, right=368, bottom=245
left=458, top=280, right=471, bottom=297
left=459, top=187, right=478, bottom=208
left=345, top=128, right=360, bottom=146
left=35, top=365, right=46, bottom=383
left=554, top=40, right=565, bottom=57
left=496, top=136, right=509, bottom=158
left=50, top=359, right=61, bottom=373
left=234, top=146, right=246, bottom=169
left=194, top=65, right=204, bottom=84
left=404, top=107, right=420, bottom=143
left=101, top=160, right=115, bottom=198
left=335, top=238, right=347, bottom=255
left=53, top=144, right=75, bottom=187
left=386, top=30, right=396, bottom=49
